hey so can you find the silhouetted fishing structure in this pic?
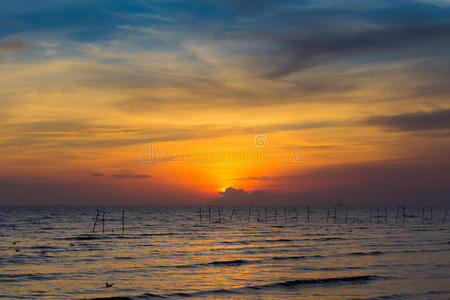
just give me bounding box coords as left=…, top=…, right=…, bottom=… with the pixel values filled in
left=88, top=206, right=448, bottom=236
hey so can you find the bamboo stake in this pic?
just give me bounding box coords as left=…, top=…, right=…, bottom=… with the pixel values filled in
left=229, top=206, right=235, bottom=222
left=307, top=206, right=310, bottom=224
left=102, top=211, right=105, bottom=234
left=122, top=210, right=125, bottom=234
left=92, top=210, right=100, bottom=233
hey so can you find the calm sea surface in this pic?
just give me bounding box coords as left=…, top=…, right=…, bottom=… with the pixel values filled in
left=0, top=206, right=449, bottom=299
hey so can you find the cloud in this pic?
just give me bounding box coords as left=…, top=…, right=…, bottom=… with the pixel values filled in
left=91, top=172, right=149, bottom=179
left=213, top=1, right=450, bottom=78
left=260, top=24, right=450, bottom=78
left=218, top=187, right=270, bottom=205
left=236, top=176, right=271, bottom=181
left=0, top=39, right=27, bottom=52
left=365, top=109, right=450, bottom=131
left=90, top=172, right=105, bottom=177
left=111, top=174, right=151, bottom=180
left=0, top=118, right=340, bottom=151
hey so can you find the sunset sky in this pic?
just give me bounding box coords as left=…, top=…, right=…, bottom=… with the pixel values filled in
left=1, top=0, right=449, bottom=205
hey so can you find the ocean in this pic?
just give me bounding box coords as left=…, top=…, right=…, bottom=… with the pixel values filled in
left=0, top=206, right=449, bottom=299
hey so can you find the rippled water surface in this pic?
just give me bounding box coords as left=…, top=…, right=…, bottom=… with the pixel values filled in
left=0, top=206, right=449, bottom=299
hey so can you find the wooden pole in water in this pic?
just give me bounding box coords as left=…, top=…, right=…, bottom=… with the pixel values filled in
left=377, top=209, right=380, bottom=224
left=369, top=209, right=372, bottom=224
left=92, top=210, right=100, bottom=233
left=384, top=208, right=387, bottom=224
left=327, top=209, right=330, bottom=223
left=199, top=207, right=202, bottom=222
left=229, top=206, right=235, bottom=222
left=307, top=206, right=310, bottom=224
left=122, top=210, right=125, bottom=234
left=208, top=205, right=211, bottom=222
left=284, top=208, right=287, bottom=223
left=265, top=207, right=268, bottom=222
left=102, top=211, right=105, bottom=234
left=274, top=209, right=277, bottom=222
left=395, top=208, right=399, bottom=223
left=295, top=208, right=298, bottom=222
left=248, top=208, right=251, bottom=222
left=443, top=209, right=447, bottom=224
left=257, top=209, right=260, bottom=222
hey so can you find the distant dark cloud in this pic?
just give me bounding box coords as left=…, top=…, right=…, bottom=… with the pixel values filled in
left=90, top=172, right=105, bottom=177
left=236, top=176, right=271, bottom=181
left=262, top=24, right=450, bottom=78
left=0, top=39, right=27, bottom=52
left=365, top=109, right=450, bottom=131
left=217, top=1, right=450, bottom=78
left=91, top=172, right=149, bottom=179
left=111, top=174, right=151, bottom=180
left=218, top=187, right=270, bottom=205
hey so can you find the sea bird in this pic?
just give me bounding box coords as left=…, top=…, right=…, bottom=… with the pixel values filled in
left=105, top=282, right=114, bottom=288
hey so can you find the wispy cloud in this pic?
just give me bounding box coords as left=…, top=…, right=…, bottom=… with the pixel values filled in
left=365, top=109, right=450, bottom=131
left=90, top=172, right=105, bottom=177
left=111, top=174, right=151, bottom=180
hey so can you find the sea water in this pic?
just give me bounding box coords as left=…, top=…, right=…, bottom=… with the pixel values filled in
left=0, top=206, right=449, bottom=299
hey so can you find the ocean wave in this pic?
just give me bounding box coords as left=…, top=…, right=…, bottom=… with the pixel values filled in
left=89, top=275, right=379, bottom=299
left=346, top=251, right=384, bottom=256
left=0, top=273, right=57, bottom=283
left=174, top=259, right=249, bottom=268
left=272, top=255, right=306, bottom=260
left=316, top=237, right=345, bottom=241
